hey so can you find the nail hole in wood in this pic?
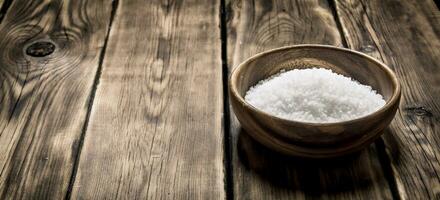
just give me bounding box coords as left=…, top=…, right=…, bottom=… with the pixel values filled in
left=25, top=41, right=56, bottom=57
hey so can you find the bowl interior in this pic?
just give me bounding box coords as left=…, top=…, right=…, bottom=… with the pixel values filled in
left=234, top=46, right=397, bottom=109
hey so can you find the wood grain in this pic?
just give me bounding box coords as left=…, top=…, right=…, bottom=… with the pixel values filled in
left=0, top=0, right=113, bottom=199
left=0, top=0, right=4, bottom=19
left=334, top=0, right=440, bottom=199
left=227, top=0, right=393, bottom=199
left=70, top=0, right=225, bottom=199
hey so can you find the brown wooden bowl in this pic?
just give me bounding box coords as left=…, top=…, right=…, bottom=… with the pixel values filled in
left=229, top=44, right=401, bottom=158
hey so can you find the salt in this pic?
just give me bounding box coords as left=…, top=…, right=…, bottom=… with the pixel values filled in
left=244, top=68, right=386, bottom=123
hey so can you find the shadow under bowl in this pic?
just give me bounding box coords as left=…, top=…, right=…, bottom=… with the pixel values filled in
left=229, top=44, right=401, bottom=158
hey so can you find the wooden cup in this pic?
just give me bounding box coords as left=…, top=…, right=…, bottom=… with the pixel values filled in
left=229, top=44, right=401, bottom=158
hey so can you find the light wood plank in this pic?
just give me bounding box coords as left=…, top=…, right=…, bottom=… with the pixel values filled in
left=0, top=0, right=113, bottom=199
left=70, top=0, right=224, bottom=199
left=334, top=0, right=440, bottom=199
left=227, top=0, right=393, bottom=199
left=0, top=0, right=4, bottom=16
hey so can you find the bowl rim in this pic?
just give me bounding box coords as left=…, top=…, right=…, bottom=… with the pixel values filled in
left=229, top=44, right=401, bottom=127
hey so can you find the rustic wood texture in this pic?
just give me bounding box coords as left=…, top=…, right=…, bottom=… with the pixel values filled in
left=1, top=0, right=438, bottom=199
left=0, top=0, right=113, bottom=199
left=334, top=0, right=440, bottom=199
left=227, top=0, right=393, bottom=199
left=0, top=0, right=4, bottom=18
left=70, top=0, right=225, bottom=199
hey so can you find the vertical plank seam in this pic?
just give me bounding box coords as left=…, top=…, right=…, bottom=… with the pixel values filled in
left=356, top=0, right=388, bottom=63
left=220, top=0, right=233, bottom=199
left=327, top=0, right=348, bottom=47
left=434, top=0, right=439, bottom=9
left=376, top=138, right=402, bottom=200
left=0, top=0, right=13, bottom=24
left=64, top=0, right=120, bottom=199
left=329, top=0, right=401, bottom=199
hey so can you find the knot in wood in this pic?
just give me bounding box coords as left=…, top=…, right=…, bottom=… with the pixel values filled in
left=404, top=106, right=433, bottom=117
left=26, top=41, right=56, bottom=57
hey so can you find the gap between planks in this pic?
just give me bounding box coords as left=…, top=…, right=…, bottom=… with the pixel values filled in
left=64, top=0, right=120, bottom=199
left=220, top=0, right=234, bottom=199
left=0, top=0, right=13, bottom=23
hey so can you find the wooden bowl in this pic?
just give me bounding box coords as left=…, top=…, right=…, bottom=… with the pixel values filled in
left=229, top=44, right=401, bottom=158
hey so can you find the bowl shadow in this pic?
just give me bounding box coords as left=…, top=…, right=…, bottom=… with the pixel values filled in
left=235, top=128, right=396, bottom=196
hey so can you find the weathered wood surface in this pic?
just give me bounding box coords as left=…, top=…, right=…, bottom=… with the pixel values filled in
left=0, top=0, right=113, bottom=199
left=335, top=0, right=440, bottom=199
left=0, top=0, right=438, bottom=199
left=70, top=0, right=225, bottom=199
left=226, top=0, right=393, bottom=199
left=0, top=0, right=5, bottom=20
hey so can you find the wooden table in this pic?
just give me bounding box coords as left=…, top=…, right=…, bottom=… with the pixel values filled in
left=0, top=0, right=438, bottom=199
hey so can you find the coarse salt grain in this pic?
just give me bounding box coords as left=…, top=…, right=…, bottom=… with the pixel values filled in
left=244, top=68, right=386, bottom=123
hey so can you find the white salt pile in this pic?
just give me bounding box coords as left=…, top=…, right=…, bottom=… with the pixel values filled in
left=245, top=68, right=386, bottom=123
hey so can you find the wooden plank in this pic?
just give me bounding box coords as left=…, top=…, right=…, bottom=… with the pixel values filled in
left=0, top=0, right=113, bottom=199
left=0, top=0, right=8, bottom=22
left=226, top=0, right=394, bottom=199
left=70, top=0, right=224, bottom=199
left=0, top=0, right=4, bottom=15
left=334, top=0, right=440, bottom=199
